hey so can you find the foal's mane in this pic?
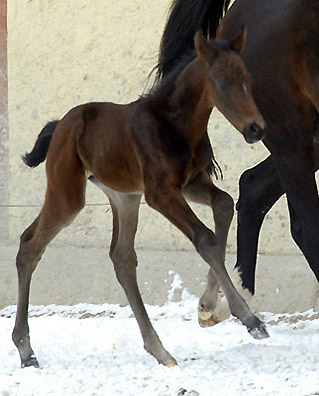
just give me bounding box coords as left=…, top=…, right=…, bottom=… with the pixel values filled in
left=146, top=36, right=232, bottom=100
left=143, top=49, right=197, bottom=100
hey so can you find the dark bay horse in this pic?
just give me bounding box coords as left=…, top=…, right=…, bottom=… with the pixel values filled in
left=12, top=31, right=268, bottom=368
left=157, top=0, right=319, bottom=325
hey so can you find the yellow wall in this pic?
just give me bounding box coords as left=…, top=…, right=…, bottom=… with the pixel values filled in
left=7, top=0, right=297, bottom=254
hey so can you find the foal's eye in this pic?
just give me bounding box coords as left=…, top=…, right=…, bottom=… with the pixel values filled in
left=216, top=78, right=230, bottom=91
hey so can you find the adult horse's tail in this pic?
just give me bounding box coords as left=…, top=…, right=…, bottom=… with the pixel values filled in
left=22, top=120, right=58, bottom=167
left=157, top=0, right=230, bottom=79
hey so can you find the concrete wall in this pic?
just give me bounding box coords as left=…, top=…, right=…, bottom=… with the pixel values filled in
left=6, top=0, right=299, bottom=255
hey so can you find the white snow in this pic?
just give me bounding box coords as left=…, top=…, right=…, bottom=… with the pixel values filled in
left=1, top=294, right=319, bottom=396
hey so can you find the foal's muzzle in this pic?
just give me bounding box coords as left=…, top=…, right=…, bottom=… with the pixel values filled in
left=243, top=122, right=266, bottom=144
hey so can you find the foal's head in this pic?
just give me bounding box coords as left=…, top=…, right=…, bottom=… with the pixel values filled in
left=194, top=28, right=266, bottom=144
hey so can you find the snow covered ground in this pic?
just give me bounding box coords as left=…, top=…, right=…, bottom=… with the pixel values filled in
left=1, top=292, right=319, bottom=396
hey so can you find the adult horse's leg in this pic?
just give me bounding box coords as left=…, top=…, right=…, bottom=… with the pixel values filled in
left=286, top=143, right=319, bottom=261
left=101, top=186, right=177, bottom=366
left=183, top=172, right=234, bottom=325
left=267, top=129, right=319, bottom=283
left=236, top=142, right=319, bottom=295
left=145, top=183, right=268, bottom=339
left=235, top=157, right=284, bottom=294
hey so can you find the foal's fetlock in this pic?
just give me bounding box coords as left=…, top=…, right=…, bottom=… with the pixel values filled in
left=12, top=330, right=39, bottom=368
left=144, top=340, right=177, bottom=367
left=227, top=297, right=269, bottom=340
left=146, top=348, right=177, bottom=367
left=21, top=354, right=40, bottom=369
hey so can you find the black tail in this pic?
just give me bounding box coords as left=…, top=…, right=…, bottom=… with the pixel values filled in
left=22, top=120, right=59, bottom=168
left=156, top=0, right=231, bottom=80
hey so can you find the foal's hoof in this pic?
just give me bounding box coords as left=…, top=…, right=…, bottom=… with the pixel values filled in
left=165, top=360, right=178, bottom=368
left=157, top=355, right=177, bottom=367
left=248, top=324, right=269, bottom=340
left=21, top=355, right=40, bottom=368
left=198, top=310, right=221, bottom=328
left=148, top=347, right=177, bottom=367
left=198, top=296, right=230, bottom=328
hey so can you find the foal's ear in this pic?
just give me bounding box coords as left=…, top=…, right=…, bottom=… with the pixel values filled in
left=194, top=30, right=219, bottom=63
left=229, top=26, right=247, bottom=55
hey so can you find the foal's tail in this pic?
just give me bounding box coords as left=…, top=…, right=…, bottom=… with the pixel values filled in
left=22, top=120, right=59, bottom=168
left=156, top=0, right=231, bottom=79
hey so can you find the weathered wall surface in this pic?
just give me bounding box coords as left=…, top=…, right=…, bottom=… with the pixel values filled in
left=6, top=0, right=299, bottom=255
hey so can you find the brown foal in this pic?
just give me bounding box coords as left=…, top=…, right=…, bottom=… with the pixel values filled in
left=13, top=29, right=268, bottom=368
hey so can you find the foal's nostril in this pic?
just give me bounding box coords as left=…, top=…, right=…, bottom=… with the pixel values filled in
left=243, top=122, right=265, bottom=144
left=250, top=122, right=259, bottom=134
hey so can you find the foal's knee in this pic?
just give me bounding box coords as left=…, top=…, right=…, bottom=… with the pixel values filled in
left=195, top=230, right=224, bottom=264
left=213, top=191, right=234, bottom=222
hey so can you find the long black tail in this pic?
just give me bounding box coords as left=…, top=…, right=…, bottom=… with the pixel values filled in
left=22, top=120, right=59, bottom=168
left=156, top=0, right=231, bottom=79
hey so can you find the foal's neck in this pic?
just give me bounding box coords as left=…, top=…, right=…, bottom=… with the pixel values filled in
left=170, top=57, right=213, bottom=140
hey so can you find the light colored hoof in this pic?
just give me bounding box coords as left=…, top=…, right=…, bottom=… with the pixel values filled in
left=198, top=294, right=231, bottom=328
left=165, top=360, right=178, bottom=368
left=198, top=310, right=221, bottom=327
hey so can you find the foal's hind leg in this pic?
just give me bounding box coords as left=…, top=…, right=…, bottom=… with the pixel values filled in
left=103, top=189, right=177, bottom=366
left=12, top=161, right=86, bottom=367
left=183, top=172, right=234, bottom=326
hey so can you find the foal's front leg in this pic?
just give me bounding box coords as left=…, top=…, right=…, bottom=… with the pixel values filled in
left=183, top=172, right=234, bottom=326
left=145, top=184, right=268, bottom=339
left=105, top=190, right=177, bottom=366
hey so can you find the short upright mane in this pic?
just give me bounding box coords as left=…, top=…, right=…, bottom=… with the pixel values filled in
left=145, top=50, right=197, bottom=99
left=148, top=36, right=233, bottom=100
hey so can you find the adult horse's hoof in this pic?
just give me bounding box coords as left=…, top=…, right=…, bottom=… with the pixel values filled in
left=248, top=324, right=269, bottom=340
left=21, top=355, right=40, bottom=368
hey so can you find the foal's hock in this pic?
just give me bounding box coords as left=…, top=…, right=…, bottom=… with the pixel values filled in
left=13, top=31, right=267, bottom=368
